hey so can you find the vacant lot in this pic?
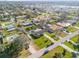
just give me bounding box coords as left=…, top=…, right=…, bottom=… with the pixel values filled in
left=71, top=35, right=79, bottom=43
left=41, top=46, right=73, bottom=58
left=63, top=41, right=79, bottom=51
left=55, top=31, right=67, bottom=37
left=73, top=23, right=79, bottom=27
left=44, top=32, right=60, bottom=41
left=33, top=36, right=52, bottom=49
left=65, top=26, right=77, bottom=32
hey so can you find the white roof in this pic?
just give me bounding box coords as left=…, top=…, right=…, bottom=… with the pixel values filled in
left=57, top=22, right=71, bottom=27
left=34, top=29, right=42, bottom=32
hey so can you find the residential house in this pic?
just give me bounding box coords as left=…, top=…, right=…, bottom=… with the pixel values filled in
left=48, top=24, right=63, bottom=31
left=66, top=20, right=77, bottom=25
left=30, top=29, right=44, bottom=37
left=56, top=21, right=71, bottom=27
left=32, top=18, right=40, bottom=25
left=43, top=24, right=53, bottom=33
left=22, top=22, right=32, bottom=26
left=6, top=24, right=16, bottom=31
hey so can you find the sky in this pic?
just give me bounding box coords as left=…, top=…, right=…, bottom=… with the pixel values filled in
left=1, top=0, right=79, bottom=1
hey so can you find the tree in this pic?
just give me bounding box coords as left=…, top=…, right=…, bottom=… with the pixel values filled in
left=62, top=50, right=66, bottom=56
left=0, top=38, right=23, bottom=58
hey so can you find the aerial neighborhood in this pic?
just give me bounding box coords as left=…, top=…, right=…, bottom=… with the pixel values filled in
left=0, top=1, right=79, bottom=58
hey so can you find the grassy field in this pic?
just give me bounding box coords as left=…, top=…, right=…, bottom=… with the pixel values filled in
left=44, top=32, right=60, bottom=41
left=63, top=41, right=79, bottom=51
left=41, top=46, right=72, bottom=58
left=63, top=41, right=75, bottom=50
left=73, top=23, right=79, bottom=27
left=66, top=26, right=77, bottom=32
left=71, top=35, right=79, bottom=43
left=33, top=36, right=52, bottom=49
left=63, top=51, right=73, bottom=58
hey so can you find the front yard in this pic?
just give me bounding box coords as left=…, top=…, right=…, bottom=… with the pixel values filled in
left=2, top=29, right=18, bottom=36
left=73, top=23, right=79, bottom=27
left=71, top=35, right=79, bottom=43
left=55, top=31, right=67, bottom=37
left=65, top=26, right=77, bottom=32
left=63, top=41, right=79, bottom=51
left=41, top=46, right=73, bottom=58
left=33, top=36, right=53, bottom=49
left=44, top=32, right=60, bottom=41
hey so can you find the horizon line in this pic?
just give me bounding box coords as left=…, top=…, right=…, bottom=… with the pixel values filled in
left=0, top=0, right=79, bottom=2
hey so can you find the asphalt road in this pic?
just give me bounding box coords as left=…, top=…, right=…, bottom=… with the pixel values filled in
left=28, top=30, right=79, bottom=58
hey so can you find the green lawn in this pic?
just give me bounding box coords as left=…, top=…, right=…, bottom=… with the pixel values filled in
left=71, top=35, right=79, bottom=43
left=44, top=32, right=60, bottom=41
left=48, top=20, right=56, bottom=24
left=41, top=46, right=72, bottom=58
left=33, top=36, right=52, bottom=49
left=55, top=31, right=67, bottom=37
left=63, top=41, right=79, bottom=51
left=63, top=41, right=75, bottom=50
left=73, top=23, right=79, bottom=27
left=63, top=51, right=73, bottom=58
left=24, top=25, right=36, bottom=31
left=66, top=26, right=77, bottom=32
left=2, top=29, right=18, bottom=36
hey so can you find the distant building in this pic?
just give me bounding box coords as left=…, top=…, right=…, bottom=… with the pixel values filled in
left=32, top=18, right=40, bottom=25
left=48, top=24, right=63, bottom=31
left=16, top=15, right=26, bottom=19
left=66, top=20, right=77, bottom=24
left=43, top=24, right=53, bottom=33
left=5, top=24, right=16, bottom=31
left=30, top=29, right=44, bottom=37
left=10, top=17, right=15, bottom=22
left=56, top=22, right=71, bottom=27
left=22, top=22, right=32, bottom=26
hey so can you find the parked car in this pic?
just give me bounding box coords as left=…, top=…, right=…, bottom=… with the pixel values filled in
left=43, top=50, right=49, bottom=55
